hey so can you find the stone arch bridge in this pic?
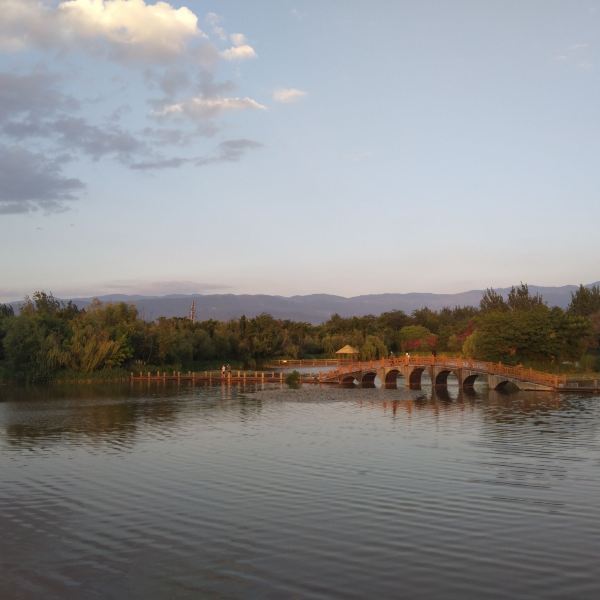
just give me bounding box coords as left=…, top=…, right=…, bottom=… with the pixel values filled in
left=313, top=356, right=565, bottom=392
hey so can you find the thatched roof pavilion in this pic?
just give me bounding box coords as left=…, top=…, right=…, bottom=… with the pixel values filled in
left=335, top=344, right=359, bottom=356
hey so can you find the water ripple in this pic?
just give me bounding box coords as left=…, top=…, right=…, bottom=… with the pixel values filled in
left=1, top=384, right=600, bottom=599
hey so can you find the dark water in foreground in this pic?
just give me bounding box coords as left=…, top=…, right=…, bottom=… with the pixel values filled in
left=1, top=382, right=599, bottom=599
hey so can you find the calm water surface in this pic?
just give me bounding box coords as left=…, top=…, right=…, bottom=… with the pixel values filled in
left=1, top=382, right=599, bottom=599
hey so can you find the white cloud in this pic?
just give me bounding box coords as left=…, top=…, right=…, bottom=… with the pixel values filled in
left=0, top=0, right=52, bottom=50
left=157, top=96, right=266, bottom=119
left=230, top=33, right=246, bottom=46
left=221, top=44, right=257, bottom=61
left=273, top=88, right=307, bottom=103
left=0, top=0, right=202, bottom=61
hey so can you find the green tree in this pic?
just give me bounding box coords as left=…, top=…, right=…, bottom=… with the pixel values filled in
left=68, top=304, right=132, bottom=372
left=480, top=288, right=507, bottom=312
left=0, top=303, right=15, bottom=362
left=568, top=285, right=600, bottom=317
left=466, top=304, right=590, bottom=366
left=507, top=283, right=544, bottom=311
left=3, top=292, right=73, bottom=382
left=360, top=335, right=387, bottom=360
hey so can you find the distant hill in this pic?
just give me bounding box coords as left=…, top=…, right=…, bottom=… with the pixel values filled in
left=9, top=282, right=598, bottom=323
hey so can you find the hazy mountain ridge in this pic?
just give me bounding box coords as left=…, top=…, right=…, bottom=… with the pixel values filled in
left=10, top=282, right=599, bottom=323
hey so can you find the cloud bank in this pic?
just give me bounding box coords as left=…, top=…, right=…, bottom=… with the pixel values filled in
left=0, top=0, right=201, bottom=61
left=0, top=145, right=84, bottom=214
left=0, top=1, right=303, bottom=215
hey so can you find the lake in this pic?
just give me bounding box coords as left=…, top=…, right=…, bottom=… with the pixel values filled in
left=1, top=382, right=599, bottom=599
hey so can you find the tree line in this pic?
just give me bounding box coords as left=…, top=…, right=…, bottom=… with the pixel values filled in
left=1, top=284, right=599, bottom=383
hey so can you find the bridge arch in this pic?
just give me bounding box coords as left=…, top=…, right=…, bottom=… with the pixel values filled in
left=434, top=369, right=459, bottom=387
left=462, top=374, right=479, bottom=389
left=385, top=369, right=402, bottom=388
left=341, top=375, right=356, bottom=386
left=494, top=380, right=521, bottom=392
left=409, top=367, right=425, bottom=389
left=361, top=371, right=377, bottom=388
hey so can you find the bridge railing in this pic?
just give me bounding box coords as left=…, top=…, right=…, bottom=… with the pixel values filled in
left=265, top=358, right=347, bottom=367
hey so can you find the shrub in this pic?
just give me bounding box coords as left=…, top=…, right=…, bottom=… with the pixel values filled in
left=285, top=370, right=301, bottom=388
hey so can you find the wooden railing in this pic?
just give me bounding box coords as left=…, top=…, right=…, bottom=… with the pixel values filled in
left=131, top=370, right=287, bottom=384
left=265, top=358, right=352, bottom=367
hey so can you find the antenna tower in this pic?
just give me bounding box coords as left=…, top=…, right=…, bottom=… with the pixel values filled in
left=189, top=299, right=196, bottom=323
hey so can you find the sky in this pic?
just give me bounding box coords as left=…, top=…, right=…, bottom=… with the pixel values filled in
left=0, top=0, right=599, bottom=302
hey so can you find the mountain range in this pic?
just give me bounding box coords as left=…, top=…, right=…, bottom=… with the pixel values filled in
left=12, top=282, right=598, bottom=323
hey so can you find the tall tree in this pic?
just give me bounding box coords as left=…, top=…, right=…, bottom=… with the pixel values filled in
left=507, top=283, right=544, bottom=311
left=0, top=303, right=15, bottom=362
left=568, top=285, right=600, bottom=317
left=480, top=288, right=507, bottom=312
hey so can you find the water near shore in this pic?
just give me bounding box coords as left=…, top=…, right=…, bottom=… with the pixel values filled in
left=1, top=382, right=599, bottom=599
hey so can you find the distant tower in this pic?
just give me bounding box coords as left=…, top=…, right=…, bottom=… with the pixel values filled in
left=189, top=299, right=196, bottom=323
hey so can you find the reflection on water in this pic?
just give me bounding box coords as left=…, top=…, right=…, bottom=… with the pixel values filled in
left=1, top=382, right=599, bottom=599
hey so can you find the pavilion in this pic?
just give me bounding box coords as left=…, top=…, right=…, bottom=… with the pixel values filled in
left=335, top=345, right=360, bottom=360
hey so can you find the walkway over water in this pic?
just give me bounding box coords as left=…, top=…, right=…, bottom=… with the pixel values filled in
left=130, top=356, right=577, bottom=391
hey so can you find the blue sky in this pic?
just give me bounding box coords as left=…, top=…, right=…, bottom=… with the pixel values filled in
left=1, top=0, right=599, bottom=302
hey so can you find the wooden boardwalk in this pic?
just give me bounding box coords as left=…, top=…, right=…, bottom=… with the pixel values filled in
left=131, top=370, right=290, bottom=385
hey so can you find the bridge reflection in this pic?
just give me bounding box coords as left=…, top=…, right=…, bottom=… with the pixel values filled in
left=356, top=388, right=566, bottom=419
